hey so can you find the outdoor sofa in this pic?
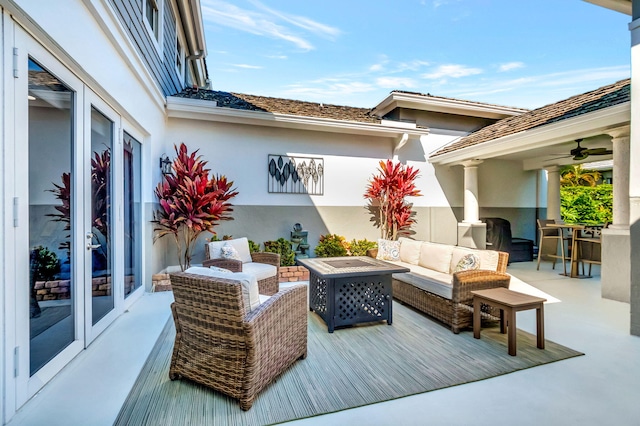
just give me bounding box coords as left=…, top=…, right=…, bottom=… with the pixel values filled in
left=374, top=237, right=511, bottom=333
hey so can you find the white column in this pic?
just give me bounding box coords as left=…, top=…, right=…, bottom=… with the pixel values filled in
left=461, top=160, right=483, bottom=223
left=608, top=126, right=631, bottom=229
left=628, top=15, right=640, bottom=335
left=545, top=166, right=561, bottom=221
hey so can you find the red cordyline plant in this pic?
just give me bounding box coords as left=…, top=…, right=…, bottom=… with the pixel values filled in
left=364, top=160, right=422, bottom=240
left=152, top=143, right=238, bottom=271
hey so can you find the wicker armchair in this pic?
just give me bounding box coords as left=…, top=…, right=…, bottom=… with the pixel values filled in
left=169, top=272, right=308, bottom=411
left=204, top=238, right=280, bottom=295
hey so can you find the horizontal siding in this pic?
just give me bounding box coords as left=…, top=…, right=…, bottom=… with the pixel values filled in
left=109, top=0, right=184, bottom=96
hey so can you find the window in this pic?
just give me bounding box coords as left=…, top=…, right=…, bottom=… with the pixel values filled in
left=176, top=38, right=183, bottom=74
left=144, top=0, right=159, bottom=40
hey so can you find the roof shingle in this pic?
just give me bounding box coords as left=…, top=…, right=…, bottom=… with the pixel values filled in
left=172, top=88, right=380, bottom=124
left=430, top=78, right=630, bottom=157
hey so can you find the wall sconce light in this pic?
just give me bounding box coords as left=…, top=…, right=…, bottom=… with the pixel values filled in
left=159, top=154, right=172, bottom=175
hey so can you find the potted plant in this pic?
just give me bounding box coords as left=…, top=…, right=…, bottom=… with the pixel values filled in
left=364, top=160, right=422, bottom=240
left=152, top=143, right=238, bottom=271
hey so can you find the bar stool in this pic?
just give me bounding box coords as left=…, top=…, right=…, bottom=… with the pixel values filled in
left=536, top=219, right=571, bottom=275
left=573, top=224, right=605, bottom=277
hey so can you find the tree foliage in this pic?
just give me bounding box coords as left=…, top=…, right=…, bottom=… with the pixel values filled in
left=560, top=165, right=602, bottom=187
left=364, top=160, right=422, bottom=240
left=152, top=143, right=238, bottom=270
left=561, top=184, right=612, bottom=225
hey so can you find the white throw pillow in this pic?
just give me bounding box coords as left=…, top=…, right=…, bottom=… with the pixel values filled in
left=450, top=247, right=500, bottom=273
left=376, top=239, right=400, bottom=261
left=221, top=243, right=242, bottom=261
left=419, top=242, right=454, bottom=273
left=453, top=253, right=481, bottom=272
left=207, top=237, right=252, bottom=263
left=398, top=237, right=421, bottom=265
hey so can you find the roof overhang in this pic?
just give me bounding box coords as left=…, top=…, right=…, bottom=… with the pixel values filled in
left=583, top=0, right=632, bottom=15
left=166, top=97, right=431, bottom=138
left=371, top=91, right=527, bottom=120
left=428, top=102, right=630, bottom=170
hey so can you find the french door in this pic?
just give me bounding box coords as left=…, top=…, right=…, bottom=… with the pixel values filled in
left=11, top=26, right=144, bottom=410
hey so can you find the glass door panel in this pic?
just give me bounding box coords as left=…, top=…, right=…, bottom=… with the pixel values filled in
left=27, top=58, right=75, bottom=375
left=89, top=107, right=114, bottom=325
left=123, top=132, right=142, bottom=298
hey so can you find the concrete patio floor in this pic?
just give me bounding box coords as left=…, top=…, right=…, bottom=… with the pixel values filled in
left=7, top=261, right=640, bottom=426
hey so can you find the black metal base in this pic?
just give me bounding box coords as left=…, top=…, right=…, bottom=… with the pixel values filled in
left=309, top=272, right=392, bottom=332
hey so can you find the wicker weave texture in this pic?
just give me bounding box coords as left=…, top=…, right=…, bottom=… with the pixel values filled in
left=203, top=250, right=280, bottom=295
left=393, top=251, right=510, bottom=333
left=168, top=272, right=307, bottom=410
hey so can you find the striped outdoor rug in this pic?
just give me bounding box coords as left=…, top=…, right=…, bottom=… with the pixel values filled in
left=115, top=302, right=582, bottom=426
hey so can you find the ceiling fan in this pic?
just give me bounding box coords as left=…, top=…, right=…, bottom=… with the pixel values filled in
left=562, top=139, right=613, bottom=161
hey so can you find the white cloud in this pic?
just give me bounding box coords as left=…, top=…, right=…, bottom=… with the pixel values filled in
left=231, top=64, right=263, bottom=69
left=422, top=64, right=483, bottom=79
left=201, top=0, right=340, bottom=51
left=249, top=0, right=341, bottom=39
left=375, top=77, right=416, bottom=89
left=443, top=65, right=629, bottom=108
left=499, top=62, right=525, bottom=72
left=432, top=0, right=461, bottom=8
left=266, top=55, right=288, bottom=60
left=283, top=81, right=376, bottom=102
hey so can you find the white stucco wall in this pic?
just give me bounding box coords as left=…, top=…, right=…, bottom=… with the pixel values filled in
left=478, top=159, right=539, bottom=207
left=164, top=118, right=470, bottom=209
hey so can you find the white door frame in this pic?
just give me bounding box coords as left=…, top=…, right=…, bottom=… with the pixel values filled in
left=121, top=123, right=146, bottom=310
left=13, top=25, right=87, bottom=408
left=83, top=89, right=121, bottom=345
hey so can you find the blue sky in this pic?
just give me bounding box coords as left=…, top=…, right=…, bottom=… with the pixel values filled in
left=201, top=0, right=630, bottom=110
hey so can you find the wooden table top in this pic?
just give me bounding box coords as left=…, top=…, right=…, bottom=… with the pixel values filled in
left=471, top=287, right=547, bottom=307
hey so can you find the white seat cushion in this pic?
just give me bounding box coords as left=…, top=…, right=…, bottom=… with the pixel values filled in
left=391, top=263, right=453, bottom=300
left=207, top=237, right=253, bottom=264
left=258, top=294, right=271, bottom=304
left=184, top=266, right=260, bottom=312
left=242, top=262, right=278, bottom=281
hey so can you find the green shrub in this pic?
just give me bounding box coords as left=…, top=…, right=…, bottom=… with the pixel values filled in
left=561, top=184, right=612, bottom=225
left=31, top=245, right=61, bottom=282
left=348, top=239, right=378, bottom=256
left=264, top=238, right=295, bottom=266
left=248, top=240, right=260, bottom=253
left=315, top=234, right=349, bottom=257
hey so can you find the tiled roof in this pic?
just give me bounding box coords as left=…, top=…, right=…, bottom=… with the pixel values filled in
left=430, top=78, right=631, bottom=157
left=171, top=88, right=380, bottom=124
left=391, top=90, right=527, bottom=112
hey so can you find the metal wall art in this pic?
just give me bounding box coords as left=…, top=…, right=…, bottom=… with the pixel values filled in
left=268, top=154, right=324, bottom=195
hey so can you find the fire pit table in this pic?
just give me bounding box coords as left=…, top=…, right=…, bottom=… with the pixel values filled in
left=297, top=256, right=409, bottom=333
